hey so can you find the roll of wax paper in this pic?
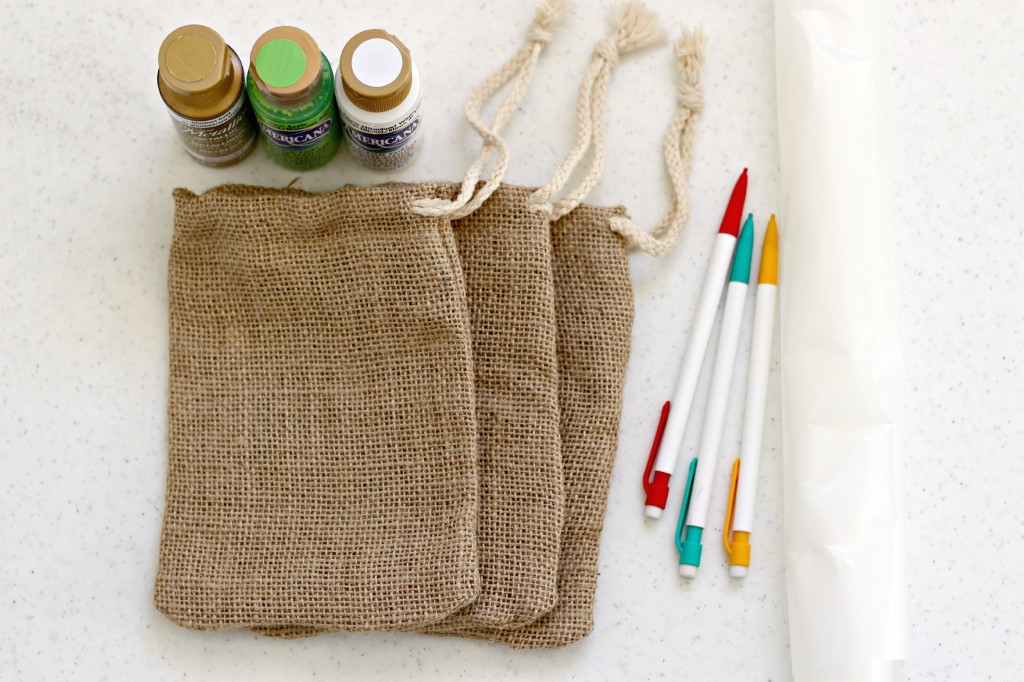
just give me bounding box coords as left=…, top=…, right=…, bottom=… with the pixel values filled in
left=775, top=2, right=909, bottom=680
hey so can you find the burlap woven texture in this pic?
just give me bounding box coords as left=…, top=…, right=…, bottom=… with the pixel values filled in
left=156, top=183, right=633, bottom=646
left=155, top=183, right=481, bottom=632
left=458, top=201, right=634, bottom=648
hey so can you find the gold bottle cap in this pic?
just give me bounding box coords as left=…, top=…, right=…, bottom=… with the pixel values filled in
left=158, top=25, right=239, bottom=118
left=339, top=29, right=413, bottom=113
left=249, top=26, right=322, bottom=102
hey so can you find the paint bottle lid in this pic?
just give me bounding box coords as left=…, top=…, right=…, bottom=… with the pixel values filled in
left=249, top=26, right=323, bottom=103
left=339, top=29, right=413, bottom=113
left=158, top=25, right=241, bottom=118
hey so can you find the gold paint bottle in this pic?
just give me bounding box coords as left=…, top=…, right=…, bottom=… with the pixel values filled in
left=157, top=25, right=257, bottom=167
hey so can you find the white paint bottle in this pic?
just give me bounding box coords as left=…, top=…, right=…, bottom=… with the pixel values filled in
left=335, top=30, right=423, bottom=171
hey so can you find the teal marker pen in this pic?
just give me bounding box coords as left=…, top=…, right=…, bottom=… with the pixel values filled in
left=677, top=214, right=755, bottom=578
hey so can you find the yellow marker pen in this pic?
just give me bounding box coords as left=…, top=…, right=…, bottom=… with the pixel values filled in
left=724, top=214, right=778, bottom=578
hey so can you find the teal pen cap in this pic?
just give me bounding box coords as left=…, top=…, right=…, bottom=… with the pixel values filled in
left=729, top=214, right=755, bottom=284
left=675, top=458, right=702, bottom=575
left=679, top=526, right=703, bottom=570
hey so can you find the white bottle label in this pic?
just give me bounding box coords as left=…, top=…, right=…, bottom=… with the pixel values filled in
left=341, top=105, right=422, bottom=171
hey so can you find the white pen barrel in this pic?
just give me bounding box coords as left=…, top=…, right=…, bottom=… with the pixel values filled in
left=654, top=232, right=736, bottom=477
left=685, top=279, right=747, bottom=529
left=732, top=283, right=776, bottom=532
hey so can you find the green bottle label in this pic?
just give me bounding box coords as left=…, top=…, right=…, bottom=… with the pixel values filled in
left=254, top=107, right=340, bottom=170
left=257, top=111, right=334, bottom=150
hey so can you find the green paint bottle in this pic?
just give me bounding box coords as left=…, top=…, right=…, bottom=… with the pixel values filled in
left=247, top=27, right=341, bottom=170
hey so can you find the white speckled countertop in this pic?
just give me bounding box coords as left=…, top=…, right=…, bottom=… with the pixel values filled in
left=1, top=0, right=1021, bottom=680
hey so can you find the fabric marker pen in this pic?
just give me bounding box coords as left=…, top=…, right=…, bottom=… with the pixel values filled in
left=642, top=169, right=748, bottom=519
left=676, top=214, right=754, bottom=578
left=723, top=215, right=778, bottom=578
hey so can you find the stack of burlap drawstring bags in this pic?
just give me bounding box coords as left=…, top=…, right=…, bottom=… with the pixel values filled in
left=154, top=0, right=705, bottom=648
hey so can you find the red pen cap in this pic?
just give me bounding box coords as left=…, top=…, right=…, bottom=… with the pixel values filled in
left=643, top=402, right=672, bottom=510
left=645, top=472, right=671, bottom=509
left=718, top=168, right=748, bottom=236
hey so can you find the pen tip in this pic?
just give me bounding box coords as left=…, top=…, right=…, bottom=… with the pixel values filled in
left=719, top=170, right=750, bottom=236
left=758, top=216, right=779, bottom=285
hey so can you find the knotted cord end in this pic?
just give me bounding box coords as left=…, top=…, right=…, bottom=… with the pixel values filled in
left=533, top=0, right=575, bottom=36
left=610, top=1, right=666, bottom=56
left=675, top=27, right=707, bottom=112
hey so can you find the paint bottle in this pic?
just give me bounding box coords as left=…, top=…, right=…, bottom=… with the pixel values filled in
left=157, top=25, right=257, bottom=167
left=336, top=30, right=423, bottom=171
left=247, top=27, right=341, bottom=171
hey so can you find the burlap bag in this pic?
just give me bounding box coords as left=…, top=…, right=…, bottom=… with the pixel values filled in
left=453, top=9, right=706, bottom=647
left=412, top=1, right=573, bottom=629
left=155, top=182, right=482, bottom=631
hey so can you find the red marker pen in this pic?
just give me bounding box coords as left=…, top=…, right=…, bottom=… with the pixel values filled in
left=642, top=169, right=748, bottom=518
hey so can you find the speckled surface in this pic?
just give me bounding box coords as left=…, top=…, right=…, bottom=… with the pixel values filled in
left=0, top=0, right=1021, bottom=680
